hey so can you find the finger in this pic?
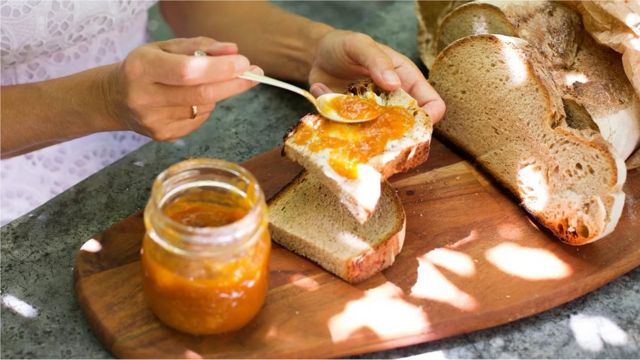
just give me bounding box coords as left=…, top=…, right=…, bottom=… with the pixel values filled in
left=141, top=50, right=251, bottom=86
left=158, top=37, right=238, bottom=56
left=149, top=67, right=263, bottom=106
left=310, top=83, right=333, bottom=97
left=379, top=45, right=446, bottom=122
left=345, top=33, right=401, bottom=90
left=412, top=80, right=446, bottom=123
left=153, top=114, right=213, bottom=142
left=147, top=104, right=216, bottom=126
left=183, top=103, right=216, bottom=121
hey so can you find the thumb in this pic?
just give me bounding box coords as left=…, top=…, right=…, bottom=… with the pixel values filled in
left=310, top=83, right=333, bottom=97
left=346, top=33, right=401, bottom=90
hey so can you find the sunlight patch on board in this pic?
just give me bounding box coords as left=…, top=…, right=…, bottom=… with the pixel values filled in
left=328, top=282, right=429, bottom=343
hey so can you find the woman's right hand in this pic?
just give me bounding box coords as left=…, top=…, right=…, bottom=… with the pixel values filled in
left=104, top=37, right=262, bottom=141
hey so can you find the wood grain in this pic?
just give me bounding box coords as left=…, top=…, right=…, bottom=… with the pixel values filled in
left=74, top=139, right=640, bottom=359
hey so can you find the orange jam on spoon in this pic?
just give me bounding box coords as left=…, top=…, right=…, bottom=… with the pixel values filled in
left=293, top=98, right=414, bottom=179
left=321, top=94, right=384, bottom=122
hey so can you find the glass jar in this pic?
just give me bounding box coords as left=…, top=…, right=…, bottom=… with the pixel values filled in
left=141, top=158, right=270, bottom=335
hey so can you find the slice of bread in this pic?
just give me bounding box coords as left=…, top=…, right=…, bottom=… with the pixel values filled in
left=283, top=82, right=432, bottom=223
left=268, top=171, right=406, bottom=283
left=429, top=34, right=627, bottom=245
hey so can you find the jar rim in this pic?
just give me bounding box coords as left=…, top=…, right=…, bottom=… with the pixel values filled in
left=147, top=158, right=265, bottom=248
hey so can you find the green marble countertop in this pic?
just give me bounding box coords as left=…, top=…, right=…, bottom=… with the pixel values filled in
left=2, top=2, right=638, bottom=358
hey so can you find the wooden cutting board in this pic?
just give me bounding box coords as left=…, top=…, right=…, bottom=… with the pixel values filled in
left=74, top=139, right=640, bottom=358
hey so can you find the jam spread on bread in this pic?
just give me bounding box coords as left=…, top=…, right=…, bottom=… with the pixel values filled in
left=293, top=104, right=414, bottom=179
left=321, top=94, right=384, bottom=121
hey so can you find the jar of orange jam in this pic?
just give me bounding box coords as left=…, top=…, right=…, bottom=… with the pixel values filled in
left=141, top=158, right=270, bottom=335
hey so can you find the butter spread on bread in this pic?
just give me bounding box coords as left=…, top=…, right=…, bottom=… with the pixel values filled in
left=283, top=81, right=432, bottom=223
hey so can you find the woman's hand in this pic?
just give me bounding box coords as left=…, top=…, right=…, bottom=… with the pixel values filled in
left=308, top=30, right=445, bottom=123
left=104, top=37, right=262, bottom=141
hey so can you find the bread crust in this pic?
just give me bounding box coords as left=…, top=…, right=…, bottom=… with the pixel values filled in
left=345, top=217, right=406, bottom=283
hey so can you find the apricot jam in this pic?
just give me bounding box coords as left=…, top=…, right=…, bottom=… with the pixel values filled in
left=293, top=103, right=415, bottom=179
left=141, top=159, right=270, bottom=335
left=321, top=94, right=384, bottom=121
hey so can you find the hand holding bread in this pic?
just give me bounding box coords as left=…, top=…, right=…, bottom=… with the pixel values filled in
left=309, top=29, right=446, bottom=123
left=269, top=81, right=433, bottom=282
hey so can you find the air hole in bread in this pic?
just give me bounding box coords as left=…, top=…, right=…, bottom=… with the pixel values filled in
left=587, top=165, right=595, bottom=175
left=575, top=163, right=583, bottom=170
left=576, top=223, right=590, bottom=239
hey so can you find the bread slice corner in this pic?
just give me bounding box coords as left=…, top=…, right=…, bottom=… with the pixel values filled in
left=268, top=171, right=406, bottom=283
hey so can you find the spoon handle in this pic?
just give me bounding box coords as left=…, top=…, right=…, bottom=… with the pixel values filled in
left=239, top=71, right=318, bottom=107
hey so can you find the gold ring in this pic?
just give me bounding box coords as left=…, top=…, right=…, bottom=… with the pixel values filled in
left=191, top=50, right=205, bottom=119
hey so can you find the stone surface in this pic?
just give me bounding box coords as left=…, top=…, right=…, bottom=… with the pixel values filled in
left=1, top=1, right=638, bottom=358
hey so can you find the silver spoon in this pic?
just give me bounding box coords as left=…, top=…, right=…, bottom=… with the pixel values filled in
left=193, top=50, right=378, bottom=123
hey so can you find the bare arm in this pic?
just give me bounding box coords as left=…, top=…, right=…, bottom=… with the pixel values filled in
left=160, top=1, right=332, bottom=82
left=1, top=37, right=260, bottom=158
left=160, top=1, right=446, bottom=121
left=0, top=65, right=122, bottom=158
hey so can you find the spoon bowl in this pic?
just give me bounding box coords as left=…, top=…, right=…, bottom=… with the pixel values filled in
left=238, top=71, right=379, bottom=123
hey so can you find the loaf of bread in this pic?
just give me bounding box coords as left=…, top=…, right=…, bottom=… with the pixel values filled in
left=417, top=0, right=640, bottom=160
left=283, top=81, right=432, bottom=223
left=268, top=172, right=406, bottom=283
left=429, top=34, right=626, bottom=244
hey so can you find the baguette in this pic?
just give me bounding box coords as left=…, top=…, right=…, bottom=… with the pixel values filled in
left=429, top=34, right=627, bottom=244
left=283, top=81, right=432, bottom=223
left=268, top=171, right=406, bottom=283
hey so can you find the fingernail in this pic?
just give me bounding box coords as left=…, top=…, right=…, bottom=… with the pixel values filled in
left=382, top=70, right=400, bottom=85
left=211, top=42, right=237, bottom=50
left=250, top=66, right=264, bottom=76
left=234, top=56, right=251, bottom=73
left=310, top=83, right=331, bottom=96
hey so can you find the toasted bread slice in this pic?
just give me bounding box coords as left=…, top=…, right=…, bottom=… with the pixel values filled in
left=283, top=82, right=432, bottom=223
left=429, top=34, right=626, bottom=245
left=268, top=171, right=406, bottom=283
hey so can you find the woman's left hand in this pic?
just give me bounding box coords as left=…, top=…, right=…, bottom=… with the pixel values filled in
left=309, top=30, right=445, bottom=123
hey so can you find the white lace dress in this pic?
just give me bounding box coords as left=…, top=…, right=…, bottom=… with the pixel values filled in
left=1, top=0, right=157, bottom=225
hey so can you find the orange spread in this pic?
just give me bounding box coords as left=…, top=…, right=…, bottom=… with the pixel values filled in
left=323, top=94, right=384, bottom=121
left=162, top=191, right=250, bottom=227
left=293, top=101, right=415, bottom=179
left=141, top=194, right=270, bottom=335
